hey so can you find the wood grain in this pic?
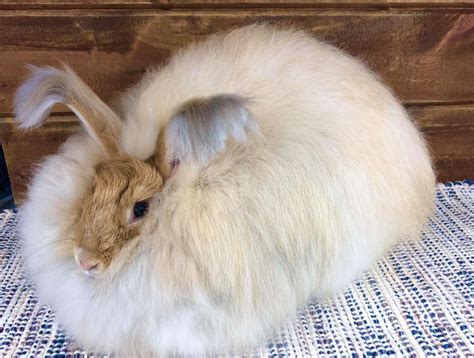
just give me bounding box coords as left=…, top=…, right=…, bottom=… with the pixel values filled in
left=407, top=104, right=474, bottom=183
left=2, top=104, right=473, bottom=203
left=0, top=116, right=80, bottom=203
left=163, top=0, right=474, bottom=8
left=0, top=0, right=472, bottom=9
left=0, top=10, right=473, bottom=116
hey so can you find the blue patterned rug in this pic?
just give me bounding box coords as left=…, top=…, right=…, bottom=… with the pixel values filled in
left=1, top=182, right=473, bottom=356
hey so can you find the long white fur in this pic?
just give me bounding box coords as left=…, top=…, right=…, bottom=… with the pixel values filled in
left=18, top=25, right=435, bottom=356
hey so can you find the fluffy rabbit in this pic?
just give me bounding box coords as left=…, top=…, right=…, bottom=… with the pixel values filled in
left=14, top=25, right=435, bottom=356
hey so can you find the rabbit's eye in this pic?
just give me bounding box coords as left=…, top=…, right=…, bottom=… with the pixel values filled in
left=170, top=159, right=180, bottom=170
left=133, top=201, right=149, bottom=219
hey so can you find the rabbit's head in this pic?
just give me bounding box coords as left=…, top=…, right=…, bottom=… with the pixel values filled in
left=73, top=158, right=163, bottom=276
left=14, top=65, right=257, bottom=278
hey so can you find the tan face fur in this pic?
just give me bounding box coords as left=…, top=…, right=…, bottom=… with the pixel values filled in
left=74, top=157, right=163, bottom=277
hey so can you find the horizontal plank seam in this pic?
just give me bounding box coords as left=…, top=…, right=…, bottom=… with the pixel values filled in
left=404, top=101, right=474, bottom=107
left=2, top=102, right=474, bottom=119
left=0, top=5, right=473, bottom=12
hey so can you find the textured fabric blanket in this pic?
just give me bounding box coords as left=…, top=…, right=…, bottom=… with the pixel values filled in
left=1, top=182, right=473, bottom=356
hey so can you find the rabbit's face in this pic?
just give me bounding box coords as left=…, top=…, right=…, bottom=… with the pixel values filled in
left=73, top=157, right=163, bottom=277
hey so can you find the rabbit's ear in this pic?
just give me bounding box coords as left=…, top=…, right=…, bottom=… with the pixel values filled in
left=14, top=65, right=122, bottom=156
left=154, top=94, right=258, bottom=179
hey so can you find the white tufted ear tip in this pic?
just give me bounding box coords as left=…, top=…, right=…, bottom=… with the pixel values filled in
left=13, top=64, right=123, bottom=156
left=164, top=94, right=259, bottom=167
left=14, top=65, right=68, bottom=129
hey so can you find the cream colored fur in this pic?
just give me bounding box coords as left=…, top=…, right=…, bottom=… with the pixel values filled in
left=17, top=25, right=435, bottom=355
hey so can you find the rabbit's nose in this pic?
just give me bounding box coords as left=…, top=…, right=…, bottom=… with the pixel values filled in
left=74, top=247, right=103, bottom=277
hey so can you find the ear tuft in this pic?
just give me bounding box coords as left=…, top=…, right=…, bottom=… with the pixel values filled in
left=165, top=95, right=258, bottom=167
left=155, top=94, right=258, bottom=179
left=14, top=65, right=70, bottom=129
left=13, top=64, right=123, bottom=156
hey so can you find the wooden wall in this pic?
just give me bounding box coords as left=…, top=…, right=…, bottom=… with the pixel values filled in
left=0, top=1, right=473, bottom=203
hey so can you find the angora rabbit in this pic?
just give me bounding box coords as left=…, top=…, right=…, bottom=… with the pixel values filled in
left=14, top=25, right=435, bottom=356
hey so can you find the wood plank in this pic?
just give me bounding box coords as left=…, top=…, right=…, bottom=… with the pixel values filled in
left=164, top=0, right=474, bottom=8
left=0, top=0, right=471, bottom=9
left=1, top=104, right=473, bottom=203
left=407, top=104, right=474, bottom=182
left=0, top=116, right=80, bottom=202
left=0, top=10, right=473, bottom=117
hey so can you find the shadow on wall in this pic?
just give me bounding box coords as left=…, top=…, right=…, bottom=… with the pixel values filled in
left=0, top=146, right=14, bottom=210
